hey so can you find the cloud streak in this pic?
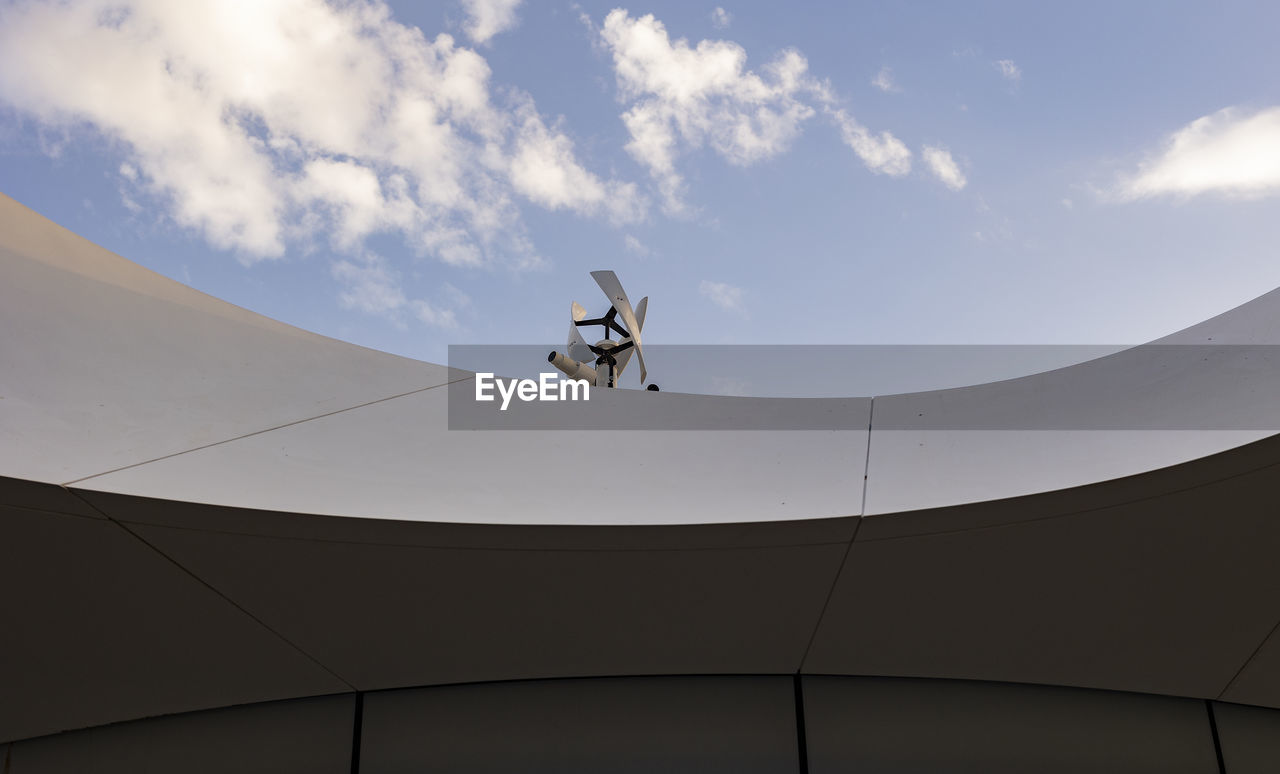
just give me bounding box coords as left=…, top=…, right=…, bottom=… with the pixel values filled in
left=870, top=66, right=899, bottom=93
left=994, top=59, right=1021, bottom=83
left=332, top=253, right=466, bottom=328
left=700, top=279, right=746, bottom=314
left=1115, top=106, right=1280, bottom=201
left=922, top=145, right=966, bottom=190
left=830, top=109, right=912, bottom=176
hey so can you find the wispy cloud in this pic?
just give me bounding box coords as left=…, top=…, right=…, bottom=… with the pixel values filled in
left=332, top=255, right=408, bottom=318
left=623, top=234, right=650, bottom=256
left=922, top=145, right=966, bottom=190
left=460, top=0, right=522, bottom=45
left=994, top=59, right=1021, bottom=83
left=332, top=254, right=465, bottom=328
left=700, top=279, right=746, bottom=314
left=412, top=297, right=463, bottom=329
left=599, top=10, right=826, bottom=213
left=870, top=66, right=899, bottom=93
left=710, top=6, right=732, bottom=29
left=829, top=109, right=912, bottom=176
left=1114, top=106, right=1280, bottom=201
left=508, top=97, right=647, bottom=224
left=597, top=10, right=921, bottom=210
left=0, top=0, right=641, bottom=283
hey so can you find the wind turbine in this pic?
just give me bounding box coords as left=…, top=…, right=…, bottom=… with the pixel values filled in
left=547, top=271, right=659, bottom=390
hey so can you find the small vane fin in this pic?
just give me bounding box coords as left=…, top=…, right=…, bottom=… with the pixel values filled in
left=567, top=320, right=593, bottom=362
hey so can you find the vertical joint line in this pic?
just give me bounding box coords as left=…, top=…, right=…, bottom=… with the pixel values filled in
left=1205, top=699, right=1226, bottom=774
left=349, top=691, right=365, bottom=774
left=860, top=396, right=875, bottom=515
left=794, top=674, right=810, bottom=774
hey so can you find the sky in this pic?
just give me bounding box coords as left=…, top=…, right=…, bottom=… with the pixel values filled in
left=1, top=0, right=1279, bottom=387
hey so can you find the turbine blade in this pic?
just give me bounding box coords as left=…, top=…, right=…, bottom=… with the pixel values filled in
left=591, top=270, right=646, bottom=383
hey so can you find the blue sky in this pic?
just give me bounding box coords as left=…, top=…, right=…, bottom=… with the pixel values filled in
left=2, top=0, right=1279, bottom=375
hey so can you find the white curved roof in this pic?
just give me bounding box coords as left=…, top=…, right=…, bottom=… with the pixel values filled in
left=0, top=193, right=866, bottom=524
left=5, top=192, right=1280, bottom=744
left=3, top=192, right=1278, bottom=522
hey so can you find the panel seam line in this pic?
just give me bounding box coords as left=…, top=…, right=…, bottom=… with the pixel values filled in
left=795, top=397, right=874, bottom=672
left=861, top=396, right=874, bottom=515
left=794, top=503, right=860, bottom=674
left=63, top=488, right=359, bottom=693
left=1218, top=610, right=1280, bottom=699
left=62, top=375, right=473, bottom=486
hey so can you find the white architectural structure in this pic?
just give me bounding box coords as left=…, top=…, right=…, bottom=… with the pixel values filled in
left=3, top=192, right=1280, bottom=771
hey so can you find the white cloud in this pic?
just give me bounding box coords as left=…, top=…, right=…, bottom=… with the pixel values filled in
left=870, top=66, right=899, bottom=93
left=623, top=234, right=650, bottom=256
left=598, top=10, right=920, bottom=205
left=599, top=10, right=825, bottom=213
left=1115, top=106, right=1280, bottom=201
left=508, top=99, right=646, bottom=224
left=411, top=298, right=460, bottom=328
left=922, top=145, right=966, bottom=190
left=830, top=109, right=912, bottom=176
left=460, top=0, right=522, bottom=45
left=332, top=255, right=408, bottom=317
left=994, top=59, right=1021, bottom=83
left=332, top=254, right=463, bottom=328
left=297, top=159, right=418, bottom=251
left=710, top=7, right=732, bottom=29
left=699, top=279, right=745, bottom=313
left=0, top=0, right=638, bottom=285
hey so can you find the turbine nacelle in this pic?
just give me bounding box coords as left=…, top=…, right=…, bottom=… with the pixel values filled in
left=547, top=351, right=598, bottom=384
